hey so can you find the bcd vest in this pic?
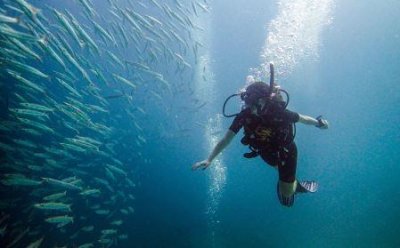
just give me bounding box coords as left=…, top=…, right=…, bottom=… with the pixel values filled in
left=240, top=107, right=295, bottom=157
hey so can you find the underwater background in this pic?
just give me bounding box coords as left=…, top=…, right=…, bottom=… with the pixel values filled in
left=0, top=0, right=399, bottom=247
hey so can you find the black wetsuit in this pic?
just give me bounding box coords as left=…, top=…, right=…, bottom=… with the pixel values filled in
left=229, top=107, right=300, bottom=183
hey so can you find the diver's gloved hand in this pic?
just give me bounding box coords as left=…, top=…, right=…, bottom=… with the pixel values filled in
left=315, top=116, right=329, bottom=129
left=192, top=159, right=211, bottom=171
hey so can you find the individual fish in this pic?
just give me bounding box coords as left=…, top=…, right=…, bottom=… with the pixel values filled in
left=14, top=0, right=40, bottom=21
left=77, top=135, right=102, bottom=146
left=149, top=0, right=163, bottom=11
left=175, top=52, right=192, bottom=68
left=45, top=215, right=73, bottom=226
left=106, top=164, right=127, bottom=176
left=77, top=0, right=97, bottom=17
left=63, top=102, right=92, bottom=125
left=111, top=220, right=123, bottom=226
left=0, top=23, right=38, bottom=41
left=95, top=209, right=110, bottom=215
left=0, top=46, right=28, bottom=61
left=8, top=38, right=42, bottom=61
left=0, top=13, right=21, bottom=24
left=9, top=108, right=49, bottom=119
left=43, top=191, right=67, bottom=201
left=125, top=60, right=150, bottom=71
left=113, top=22, right=129, bottom=47
left=66, top=138, right=98, bottom=151
left=126, top=178, right=136, bottom=188
left=1, top=174, right=42, bottom=186
left=164, top=4, right=187, bottom=28
left=13, top=139, right=38, bottom=149
left=17, top=117, right=55, bottom=134
left=91, top=20, right=115, bottom=45
left=109, top=9, right=122, bottom=22
left=80, top=188, right=101, bottom=196
left=144, top=15, right=163, bottom=26
left=81, top=225, right=94, bottom=232
left=61, top=176, right=77, bottom=183
left=67, top=11, right=99, bottom=53
left=6, top=59, right=49, bottom=79
left=169, top=28, right=187, bottom=48
left=21, top=128, right=42, bottom=136
left=55, top=77, right=82, bottom=97
left=101, top=229, right=117, bottom=235
left=98, top=239, right=112, bottom=245
left=192, top=2, right=199, bottom=17
left=120, top=209, right=129, bottom=215
left=121, top=9, right=143, bottom=33
left=127, top=9, right=153, bottom=29
left=60, top=142, right=87, bottom=153
left=26, top=237, right=44, bottom=248
left=196, top=2, right=210, bottom=13
left=53, top=9, right=84, bottom=48
left=0, top=225, right=7, bottom=237
left=28, top=165, right=42, bottom=171
left=106, top=51, right=125, bottom=69
left=34, top=202, right=72, bottom=212
left=37, top=37, right=66, bottom=69
left=87, top=104, right=108, bottom=113
left=6, top=70, right=45, bottom=94
left=4, top=4, right=24, bottom=15
left=42, top=177, right=83, bottom=191
left=113, top=74, right=137, bottom=89
left=78, top=243, right=94, bottom=248
left=105, top=168, right=116, bottom=182
left=118, top=234, right=128, bottom=240
left=19, top=102, right=54, bottom=112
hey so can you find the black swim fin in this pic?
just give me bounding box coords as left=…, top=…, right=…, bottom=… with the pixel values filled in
left=277, top=181, right=318, bottom=207
left=296, top=181, right=318, bottom=193
left=276, top=183, right=295, bottom=207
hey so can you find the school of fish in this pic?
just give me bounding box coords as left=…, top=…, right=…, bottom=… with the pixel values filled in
left=0, top=0, right=210, bottom=247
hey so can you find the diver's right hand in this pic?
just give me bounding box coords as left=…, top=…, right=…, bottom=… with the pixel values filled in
left=192, top=160, right=211, bottom=170
left=315, top=116, right=329, bottom=129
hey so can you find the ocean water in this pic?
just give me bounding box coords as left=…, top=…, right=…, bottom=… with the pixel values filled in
left=0, top=0, right=399, bottom=247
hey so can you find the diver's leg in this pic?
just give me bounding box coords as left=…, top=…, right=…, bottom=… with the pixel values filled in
left=278, top=143, right=297, bottom=183
left=277, top=143, right=298, bottom=207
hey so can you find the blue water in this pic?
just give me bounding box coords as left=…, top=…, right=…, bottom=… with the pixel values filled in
left=1, top=0, right=399, bottom=247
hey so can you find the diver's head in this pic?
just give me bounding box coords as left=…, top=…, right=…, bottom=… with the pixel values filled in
left=222, top=80, right=288, bottom=118
left=241, top=81, right=271, bottom=110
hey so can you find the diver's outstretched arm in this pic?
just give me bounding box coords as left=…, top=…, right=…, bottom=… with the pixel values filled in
left=192, top=130, right=236, bottom=170
left=299, top=114, right=329, bottom=129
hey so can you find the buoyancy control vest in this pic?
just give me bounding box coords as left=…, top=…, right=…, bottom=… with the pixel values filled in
left=240, top=103, right=296, bottom=158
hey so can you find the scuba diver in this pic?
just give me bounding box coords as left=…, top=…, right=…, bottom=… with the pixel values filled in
left=192, top=63, right=329, bottom=207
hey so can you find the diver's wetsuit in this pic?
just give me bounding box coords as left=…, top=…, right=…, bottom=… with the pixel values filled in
left=229, top=107, right=299, bottom=183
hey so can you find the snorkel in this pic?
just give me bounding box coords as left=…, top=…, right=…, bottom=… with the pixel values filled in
left=269, top=63, right=274, bottom=93
left=268, top=62, right=290, bottom=109
left=222, top=62, right=289, bottom=117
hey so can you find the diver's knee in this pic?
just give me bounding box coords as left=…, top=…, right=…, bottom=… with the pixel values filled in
left=278, top=180, right=297, bottom=197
